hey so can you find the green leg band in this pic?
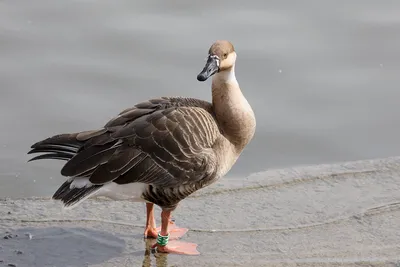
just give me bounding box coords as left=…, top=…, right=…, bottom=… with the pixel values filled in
left=157, top=233, right=170, bottom=246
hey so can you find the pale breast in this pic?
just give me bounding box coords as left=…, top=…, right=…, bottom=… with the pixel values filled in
left=212, top=136, right=240, bottom=178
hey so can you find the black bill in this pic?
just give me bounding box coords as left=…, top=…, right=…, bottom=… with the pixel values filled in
left=197, top=55, right=220, bottom=81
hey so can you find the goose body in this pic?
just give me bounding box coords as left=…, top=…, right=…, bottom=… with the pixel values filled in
left=28, top=40, right=256, bottom=254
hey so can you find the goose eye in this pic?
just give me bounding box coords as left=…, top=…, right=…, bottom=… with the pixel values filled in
left=223, top=53, right=228, bottom=58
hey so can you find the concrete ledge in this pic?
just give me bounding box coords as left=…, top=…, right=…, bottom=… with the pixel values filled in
left=1, top=157, right=400, bottom=267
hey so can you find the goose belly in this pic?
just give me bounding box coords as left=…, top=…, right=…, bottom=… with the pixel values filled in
left=95, top=182, right=147, bottom=202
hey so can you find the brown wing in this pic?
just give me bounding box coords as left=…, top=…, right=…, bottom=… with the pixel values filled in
left=59, top=97, right=220, bottom=187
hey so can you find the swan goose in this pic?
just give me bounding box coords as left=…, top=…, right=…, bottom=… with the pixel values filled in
left=28, top=40, right=256, bottom=255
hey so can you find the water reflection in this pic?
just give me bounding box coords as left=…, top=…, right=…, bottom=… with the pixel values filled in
left=141, top=239, right=169, bottom=267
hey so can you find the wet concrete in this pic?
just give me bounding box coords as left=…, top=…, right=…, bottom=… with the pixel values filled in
left=1, top=157, right=400, bottom=266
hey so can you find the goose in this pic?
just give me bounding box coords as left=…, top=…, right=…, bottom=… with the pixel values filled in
left=28, top=40, right=256, bottom=255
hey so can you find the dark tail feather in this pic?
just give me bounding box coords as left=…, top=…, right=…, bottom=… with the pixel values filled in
left=28, top=152, right=77, bottom=162
left=29, top=131, right=106, bottom=208
left=28, top=133, right=83, bottom=162
left=28, top=129, right=109, bottom=163
left=53, top=179, right=102, bottom=208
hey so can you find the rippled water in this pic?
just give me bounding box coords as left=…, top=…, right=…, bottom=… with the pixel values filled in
left=1, top=0, right=400, bottom=197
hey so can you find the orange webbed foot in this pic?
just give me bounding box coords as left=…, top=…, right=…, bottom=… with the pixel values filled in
left=152, top=240, right=200, bottom=255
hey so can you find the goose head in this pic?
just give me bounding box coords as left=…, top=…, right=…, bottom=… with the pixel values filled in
left=197, top=40, right=236, bottom=82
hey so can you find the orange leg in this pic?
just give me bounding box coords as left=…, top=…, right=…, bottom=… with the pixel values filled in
left=144, top=203, right=158, bottom=239
left=144, top=203, right=189, bottom=239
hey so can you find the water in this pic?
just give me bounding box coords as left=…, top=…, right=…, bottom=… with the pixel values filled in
left=1, top=0, right=400, bottom=197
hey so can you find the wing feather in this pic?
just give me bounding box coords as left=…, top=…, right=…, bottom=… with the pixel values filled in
left=34, top=97, right=221, bottom=188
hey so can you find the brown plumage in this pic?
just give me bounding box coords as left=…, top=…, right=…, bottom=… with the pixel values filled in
left=28, top=40, right=256, bottom=226
left=29, top=97, right=222, bottom=209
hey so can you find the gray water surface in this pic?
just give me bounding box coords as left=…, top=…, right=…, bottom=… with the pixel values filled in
left=1, top=0, right=400, bottom=197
